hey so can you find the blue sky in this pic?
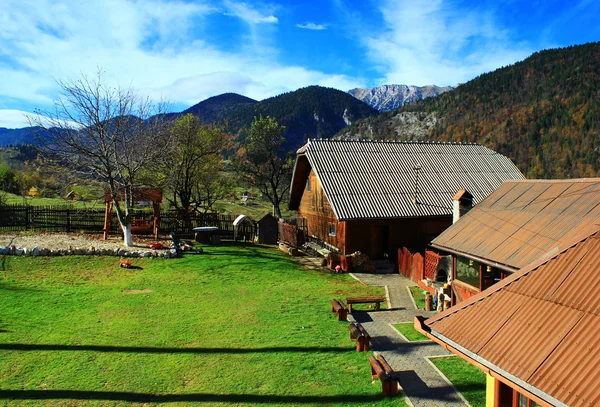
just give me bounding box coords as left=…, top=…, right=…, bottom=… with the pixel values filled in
left=1, top=0, right=599, bottom=128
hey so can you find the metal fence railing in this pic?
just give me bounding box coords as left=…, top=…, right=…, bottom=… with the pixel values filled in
left=0, top=205, right=247, bottom=237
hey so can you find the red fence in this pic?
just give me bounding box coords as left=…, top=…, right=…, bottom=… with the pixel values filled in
left=398, top=247, right=442, bottom=284
left=278, top=222, right=305, bottom=247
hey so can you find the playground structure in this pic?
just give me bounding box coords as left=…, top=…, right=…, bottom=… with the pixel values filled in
left=103, top=188, right=162, bottom=241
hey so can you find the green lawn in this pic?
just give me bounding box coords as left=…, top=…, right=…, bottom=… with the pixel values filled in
left=408, top=286, right=427, bottom=309
left=0, top=243, right=406, bottom=406
left=393, top=323, right=428, bottom=342
left=429, top=356, right=487, bottom=407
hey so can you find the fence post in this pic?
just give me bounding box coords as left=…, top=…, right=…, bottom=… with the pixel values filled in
left=25, top=206, right=30, bottom=230
left=66, top=208, right=71, bottom=233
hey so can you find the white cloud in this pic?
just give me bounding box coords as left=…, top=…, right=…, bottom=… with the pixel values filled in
left=0, top=110, right=34, bottom=129
left=296, top=22, right=327, bottom=30
left=146, top=72, right=260, bottom=105
left=0, top=0, right=367, bottom=120
left=222, top=0, right=278, bottom=24
left=363, top=0, right=532, bottom=86
left=0, top=109, right=81, bottom=129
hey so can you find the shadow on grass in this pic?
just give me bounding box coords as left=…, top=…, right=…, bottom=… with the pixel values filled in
left=395, top=370, right=476, bottom=402
left=0, top=390, right=383, bottom=403
left=0, top=343, right=356, bottom=354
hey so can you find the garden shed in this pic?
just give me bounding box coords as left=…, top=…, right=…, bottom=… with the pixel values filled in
left=288, top=139, right=524, bottom=260
left=233, top=214, right=255, bottom=241
left=257, top=214, right=278, bottom=244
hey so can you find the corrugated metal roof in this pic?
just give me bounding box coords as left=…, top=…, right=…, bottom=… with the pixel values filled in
left=291, top=139, right=524, bottom=220
left=431, top=179, right=600, bottom=270
left=425, top=229, right=600, bottom=407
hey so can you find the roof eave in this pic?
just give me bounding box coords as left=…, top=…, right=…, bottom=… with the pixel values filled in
left=414, top=317, right=566, bottom=407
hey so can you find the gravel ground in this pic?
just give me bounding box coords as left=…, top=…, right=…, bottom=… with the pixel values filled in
left=0, top=232, right=173, bottom=251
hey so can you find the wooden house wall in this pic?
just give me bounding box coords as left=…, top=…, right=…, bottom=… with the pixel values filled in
left=297, top=169, right=345, bottom=250
left=345, top=216, right=452, bottom=259
left=298, top=169, right=453, bottom=258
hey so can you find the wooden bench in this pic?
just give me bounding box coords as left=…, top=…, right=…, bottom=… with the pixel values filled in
left=349, top=322, right=371, bottom=352
left=346, top=296, right=385, bottom=313
left=331, top=299, right=348, bottom=321
left=368, top=354, right=399, bottom=397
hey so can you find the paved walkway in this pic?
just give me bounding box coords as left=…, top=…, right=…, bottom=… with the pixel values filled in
left=349, top=273, right=467, bottom=407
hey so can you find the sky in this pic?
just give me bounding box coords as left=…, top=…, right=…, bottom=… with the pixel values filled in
left=1, top=0, right=599, bottom=128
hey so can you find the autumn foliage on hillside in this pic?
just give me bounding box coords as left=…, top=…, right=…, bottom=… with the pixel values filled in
left=345, top=42, right=600, bottom=179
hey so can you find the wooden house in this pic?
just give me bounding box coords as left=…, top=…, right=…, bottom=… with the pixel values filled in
left=288, top=139, right=524, bottom=260
left=430, top=179, right=600, bottom=302
left=416, top=224, right=600, bottom=407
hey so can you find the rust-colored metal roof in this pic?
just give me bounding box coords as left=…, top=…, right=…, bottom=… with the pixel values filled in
left=289, top=139, right=524, bottom=220
left=431, top=179, right=600, bottom=270
left=423, top=228, right=600, bottom=407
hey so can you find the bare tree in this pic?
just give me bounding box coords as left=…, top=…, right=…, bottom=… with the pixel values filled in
left=31, top=72, right=171, bottom=246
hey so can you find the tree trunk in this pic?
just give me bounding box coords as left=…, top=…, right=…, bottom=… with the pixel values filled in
left=121, top=223, right=133, bottom=247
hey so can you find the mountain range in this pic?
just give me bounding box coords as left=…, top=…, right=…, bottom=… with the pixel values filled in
left=348, top=84, right=452, bottom=111
left=187, top=85, right=378, bottom=150
left=0, top=83, right=448, bottom=148
left=5, top=41, right=600, bottom=180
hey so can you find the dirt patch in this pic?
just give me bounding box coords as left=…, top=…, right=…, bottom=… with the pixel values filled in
left=0, top=232, right=172, bottom=251
left=122, top=289, right=152, bottom=294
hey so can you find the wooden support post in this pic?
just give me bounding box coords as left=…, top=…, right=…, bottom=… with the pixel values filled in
left=103, top=201, right=112, bottom=240
left=152, top=201, right=160, bottom=241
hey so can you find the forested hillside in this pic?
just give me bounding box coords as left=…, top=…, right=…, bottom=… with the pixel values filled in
left=183, top=93, right=257, bottom=123
left=213, top=85, right=378, bottom=150
left=341, top=42, right=600, bottom=178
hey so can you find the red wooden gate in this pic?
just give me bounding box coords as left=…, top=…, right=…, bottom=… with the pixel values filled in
left=398, top=247, right=426, bottom=282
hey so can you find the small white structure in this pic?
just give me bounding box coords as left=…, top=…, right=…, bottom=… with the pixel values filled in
left=233, top=215, right=255, bottom=241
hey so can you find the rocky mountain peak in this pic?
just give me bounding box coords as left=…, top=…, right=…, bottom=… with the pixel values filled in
left=348, top=84, right=453, bottom=112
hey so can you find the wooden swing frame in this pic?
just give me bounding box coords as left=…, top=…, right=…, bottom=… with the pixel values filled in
left=103, top=188, right=162, bottom=241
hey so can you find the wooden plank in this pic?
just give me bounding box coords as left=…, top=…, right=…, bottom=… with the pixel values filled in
left=369, top=356, right=389, bottom=380
left=346, top=296, right=385, bottom=303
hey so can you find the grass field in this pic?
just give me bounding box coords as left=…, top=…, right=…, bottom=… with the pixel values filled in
left=408, top=286, right=427, bottom=309
left=393, top=323, right=428, bottom=342
left=430, top=356, right=486, bottom=407
left=1, top=192, right=105, bottom=208
left=0, top=243, right=405, bottom=406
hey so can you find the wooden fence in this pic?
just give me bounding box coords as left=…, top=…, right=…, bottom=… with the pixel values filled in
left=397, top=247, right=442, bottom=283
left=277, top=218, right=308, bottom=247
left=0, top=205, right=247, bottom=237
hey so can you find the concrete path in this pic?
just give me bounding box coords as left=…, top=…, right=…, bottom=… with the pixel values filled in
left=349, top=273, right=467, bottom=407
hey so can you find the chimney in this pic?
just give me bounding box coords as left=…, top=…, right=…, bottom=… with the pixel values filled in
left=453, top=189, right=473, bottom=223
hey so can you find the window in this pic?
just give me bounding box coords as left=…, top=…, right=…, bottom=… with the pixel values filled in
left=514, top=391, right=541, bottom=407
left=307, top=177, right=311, bottom=192
left=456, top=257, right=480, bottom=289
left=328, top=223, right=336, bottom=236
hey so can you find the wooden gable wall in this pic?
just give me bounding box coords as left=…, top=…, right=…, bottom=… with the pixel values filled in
left=297, top=169, right=346, bottom=251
